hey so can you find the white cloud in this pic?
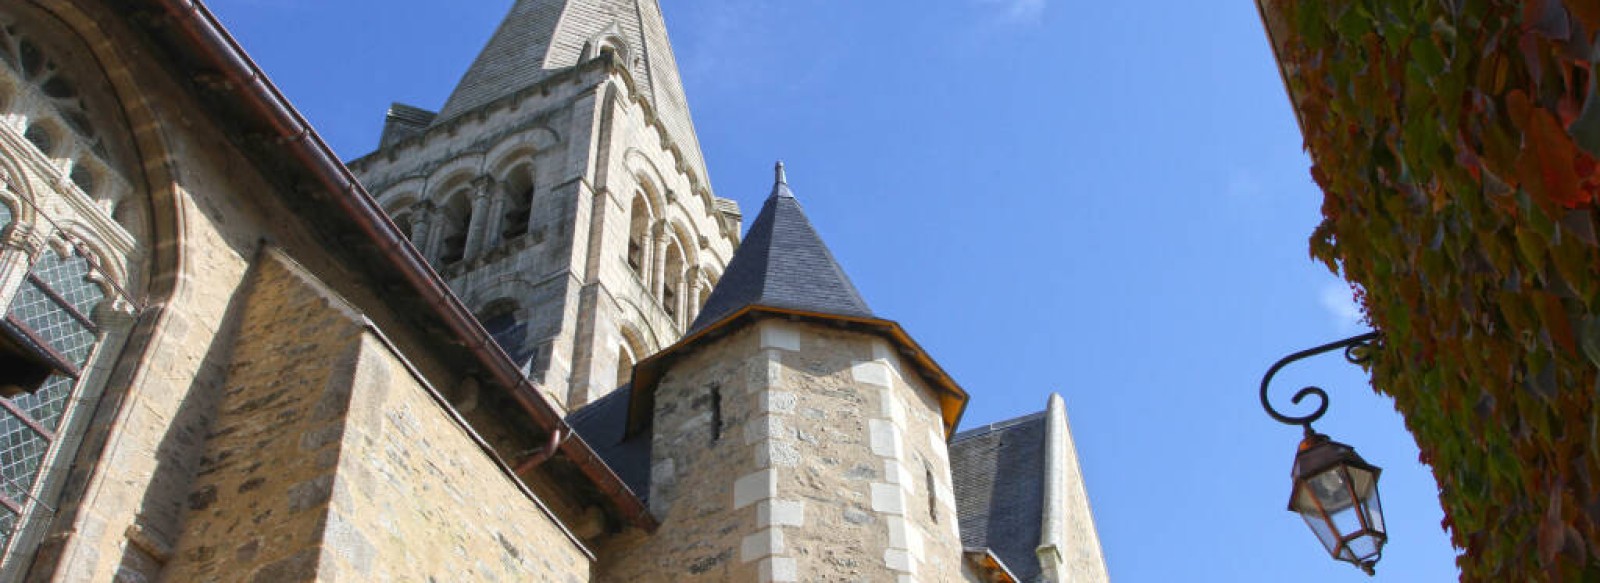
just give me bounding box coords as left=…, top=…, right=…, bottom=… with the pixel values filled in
left=976, top=0, right=1047, bottom=23
left=1319, top=283, right=1366, bottom=333
left=1225, top=168, right=1264, bottom=202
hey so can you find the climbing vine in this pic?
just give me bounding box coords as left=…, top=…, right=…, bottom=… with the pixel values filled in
left=1269, top=0, right=1600, bottom=579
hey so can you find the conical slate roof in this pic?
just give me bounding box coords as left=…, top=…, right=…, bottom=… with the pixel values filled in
left=629, top=163, right=966, bottom=439
left=687, top=163, right=872, bottom=333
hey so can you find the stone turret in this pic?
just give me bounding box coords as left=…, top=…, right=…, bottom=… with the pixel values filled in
left=593, top=165, right=971, bottom=581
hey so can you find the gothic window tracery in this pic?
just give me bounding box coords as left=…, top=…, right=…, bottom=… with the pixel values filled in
left=0, top=8, right=143, bottom=573
left=0, top=14, right=136, bottom=234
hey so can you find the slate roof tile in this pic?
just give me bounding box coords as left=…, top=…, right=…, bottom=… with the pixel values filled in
left=950, top=412, right=1049, bottom=583
left=688, top=164, right=872, bottom=332
left=567, top=385, right=652, bottom=501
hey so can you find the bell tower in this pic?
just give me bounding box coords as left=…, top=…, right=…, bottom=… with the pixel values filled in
left=347, top=0, right=741, bottom=409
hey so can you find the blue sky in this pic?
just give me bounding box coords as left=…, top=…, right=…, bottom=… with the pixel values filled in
left=204, top=1, right=1461, bottom=580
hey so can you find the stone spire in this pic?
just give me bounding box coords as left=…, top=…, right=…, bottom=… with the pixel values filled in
left=434, top=0, right=705, bottom=173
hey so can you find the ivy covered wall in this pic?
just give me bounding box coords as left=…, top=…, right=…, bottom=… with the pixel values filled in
left=1259, top=1, right=1600, bottom=580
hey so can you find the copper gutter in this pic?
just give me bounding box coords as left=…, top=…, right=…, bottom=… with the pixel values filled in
left=515, top=427, right=565, bottom=475
left=151, top=0, right=656, bottom=530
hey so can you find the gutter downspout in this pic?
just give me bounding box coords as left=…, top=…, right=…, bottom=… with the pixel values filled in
left=151, top=0, right=656, bottom=531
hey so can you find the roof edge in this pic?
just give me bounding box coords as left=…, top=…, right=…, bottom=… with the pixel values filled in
left=151, top=0, right=656, bottom=532
left=962, top=548, right=1022, bottom=583
left=630, top=304, right=969, bottom=438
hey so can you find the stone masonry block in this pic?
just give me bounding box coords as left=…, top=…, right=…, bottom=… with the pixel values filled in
left=884, top=548, right=916, bottom=574
left=756, top=441, right=800, bottom=469
left=757, top=499, right=805, bottom=527
left=871, top=339, right=894, bottom=362
left=881, top=388, right=907, bottom=428
left=745, top=415, right=786, bottom=446
left=852, top=360, right=891, bottom=387
left=759, top=556, right=798, bottom=583
left=752, top=351, right=784, bottom=393
left=886, top=515, right=909, bottom=548
left=868, top=419, right=903, bottom=459
left=884, top=460, right=915, bottom=489
left=759, top=391, right=796, bottom=414
left=927, top=428, right=948, bottom=462
left=734, top=470, right=777, bottom=509
left=870, top=483, right=904, bottom=515
left=759, top=323, right=800, bottom=351
left=883, top=514, right=925, bottom=560
left=740, top=528, right=784, bottom=563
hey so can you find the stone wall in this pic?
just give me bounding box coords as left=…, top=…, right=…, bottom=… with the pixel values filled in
left=165, top=249, right=591, bottom=582
left=328, top=333, right=590, bottom=582
left=596, top=320, right=964, bottom=582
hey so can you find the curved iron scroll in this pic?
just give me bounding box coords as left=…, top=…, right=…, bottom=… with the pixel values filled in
left=1259, top=331, right=1382, bottom=434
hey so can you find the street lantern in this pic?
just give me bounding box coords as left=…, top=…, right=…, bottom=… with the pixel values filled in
left=1288, top=433, right=1386, bottom=575
left=1259, top=331, right=1388, bottom=576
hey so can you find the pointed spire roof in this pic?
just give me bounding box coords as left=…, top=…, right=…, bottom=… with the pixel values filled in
left=687, top=162, right=873, bottom=333
left=629, top=163, right=968, bottom=439
left=434, top=0, right=706, bottom=173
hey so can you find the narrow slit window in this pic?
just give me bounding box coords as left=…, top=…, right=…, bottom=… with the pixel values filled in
left=710, top=385, right=722, bottom=444
left=925, top=463, right=939, bottom=523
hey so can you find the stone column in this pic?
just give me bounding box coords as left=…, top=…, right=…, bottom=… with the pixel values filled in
left=686, top=276, right=704, bottom=326
left=462, top=177, right=495, bottom=260
left=480, top=182, right=508, bottom=253
left=409, top=203, right=434, bottom=258
left=650, top=225, right=669, bottom=299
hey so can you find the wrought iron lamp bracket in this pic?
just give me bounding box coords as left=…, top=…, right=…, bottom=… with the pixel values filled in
left=1259, top=331, right=1382, bottom=436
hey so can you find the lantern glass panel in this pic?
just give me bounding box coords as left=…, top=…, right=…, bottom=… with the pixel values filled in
left=1345, top=532, right=1382, bottom=563
left=1352, top=466, right=1385, bottom=535
left=1296, top=500, right=1340, bottom=555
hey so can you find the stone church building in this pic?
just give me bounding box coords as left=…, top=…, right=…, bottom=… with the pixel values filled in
left=0, top=0, right=1108, bottom=581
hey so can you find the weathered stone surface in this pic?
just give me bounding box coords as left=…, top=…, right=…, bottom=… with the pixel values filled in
left=161, top=251, right=589, bottom=582
left=597, top=321, right=965, bottom=582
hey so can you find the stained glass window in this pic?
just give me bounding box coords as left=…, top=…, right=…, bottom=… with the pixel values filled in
left=0, top=245, right=104, bottom=550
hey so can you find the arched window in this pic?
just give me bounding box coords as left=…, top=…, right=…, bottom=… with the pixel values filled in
left=381, top=195, right=421, bottom=245
left=615, top=342, right=635, bottom=390
left=0, top=9, right=143, bottom=576
left=391, top=210, right=415, bottom=243
left=436, top=190, right=471, bottom=265
left=663, top=240, right=684, bottom=324
left=627, top=194, right=649, bottom=278
left=500, top=166, right=532, bottom=242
